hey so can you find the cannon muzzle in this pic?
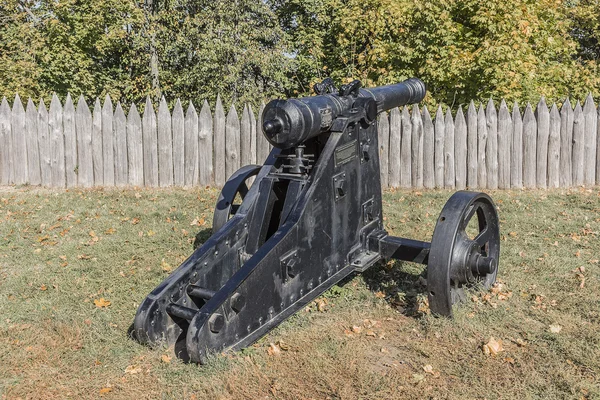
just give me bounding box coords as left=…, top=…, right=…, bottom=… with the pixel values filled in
left=262, top=78, right=426, bottom=149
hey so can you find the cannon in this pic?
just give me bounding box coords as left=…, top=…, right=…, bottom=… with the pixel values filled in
left=133, top=78, right=500, bottom=363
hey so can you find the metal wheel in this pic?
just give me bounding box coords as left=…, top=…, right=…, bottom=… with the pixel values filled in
left=427, top=191, right=500, bottom=316
left=212, top=165, right=261, bottom=234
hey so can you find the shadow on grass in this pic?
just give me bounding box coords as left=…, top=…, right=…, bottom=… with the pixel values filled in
left=361, top=260, right=428, bottom=315
left=193, top=227, right=214, bottom=250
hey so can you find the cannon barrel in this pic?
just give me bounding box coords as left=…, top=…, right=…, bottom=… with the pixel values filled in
left=262, top=78, right=426, bottom=149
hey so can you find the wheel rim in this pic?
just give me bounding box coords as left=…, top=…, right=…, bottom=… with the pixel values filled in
left=212, top=165, right=261, bottom=234
left=427, top=191, right=500, bottom=316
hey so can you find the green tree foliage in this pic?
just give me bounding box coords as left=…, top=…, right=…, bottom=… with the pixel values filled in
left=272, top=0, right=600, bottom=105
left=0, top=0, right=292, bottom=106
left=1, top=0, right=600, bottom=106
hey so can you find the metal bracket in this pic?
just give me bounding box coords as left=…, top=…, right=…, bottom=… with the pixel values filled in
left=333, top=172, right=347, bottom=201
left=280, top=250, right=299, bottom=282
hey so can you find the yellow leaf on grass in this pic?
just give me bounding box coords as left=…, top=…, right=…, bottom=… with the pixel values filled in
left=161, top=259, right=172, bottom=272
left=147, top=230, right=156, bottom=236
left=99, top=387, right=112, bottom=395
left=125, top=365, right=142, bottom=374
left=549, top=324, right=562, bottom=333
left=105, top=227, right=116, bottom=235
left=40, top=284, right=47, bottom=291
left=482, top=337, right=503, bottom=356
left=94, top=298, right=111, bottom=308
left=161, top=354, right=172, bottom=363
left=267, top=343, right=281, bottom=356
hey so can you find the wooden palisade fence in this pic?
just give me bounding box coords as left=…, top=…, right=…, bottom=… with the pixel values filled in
left=0, top=93, right=599, bottom=189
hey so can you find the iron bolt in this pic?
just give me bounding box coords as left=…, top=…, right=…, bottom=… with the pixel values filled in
left=230, top=293, right=245, bottom=313
left=209, top=313, right=224, bottom=333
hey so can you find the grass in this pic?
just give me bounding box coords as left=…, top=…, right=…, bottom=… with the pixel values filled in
left=0, top=186, right=598, bottom=399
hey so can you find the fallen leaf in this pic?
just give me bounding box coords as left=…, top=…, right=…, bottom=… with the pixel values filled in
left=482, top=337, right=503, bottom=356
left=351, top=325, right=362, bottom=334
left=94, top=298, right=111, bottom=308
left=39, top=284, right=47, bottom=291
left=267, top=343, right=281, bottom=356
left=315, top=298, right=327, bottom=312
left=549, top=324, right=562, bottom=333
left=147, top=230, right=156, bottom=236
left=423, top=365, right=434, bottom=374
left=99, top=387, right=112, bottom=395
left=161, top=354, right=172, bottom=363
left=161, top=259, right=172, bottom=272
left=124, top=365, right=142, bottom=374
left=78, top=254, right=91, bottom=260
left=365, top=330, right=376, bottom=337
left=105, top=228, right=116, bottom=235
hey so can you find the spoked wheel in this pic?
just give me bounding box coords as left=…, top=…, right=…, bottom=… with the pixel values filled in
left=427, top=191, right=500, bottom=316
left=212, top=165, right=261, bottom=234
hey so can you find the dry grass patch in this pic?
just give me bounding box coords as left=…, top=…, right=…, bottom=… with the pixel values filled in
left=0, top=187, right=598, bottom=399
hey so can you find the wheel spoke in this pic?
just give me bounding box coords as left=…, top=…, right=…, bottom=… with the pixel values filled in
left=474, top=226, right=492, bottom=247
left=465, top=203, right=479, bottom=223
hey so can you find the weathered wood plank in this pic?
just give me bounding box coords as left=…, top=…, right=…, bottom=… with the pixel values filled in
left=50, top=94, right=65, bottom=187
left=142, top=97, right=159, bottom=186
left=256, top=102, right=271, bottom=164
left=572, top=101, right=585, bottom=186
left=486, top=99, right=498, bottom=189
left=184, top=102, right=199, bottom=186
left=477, top=104, right=487, bottom=188
left=172, top=99, right=185, bottom=186
left=225, top=104, right=241, bottom=180
left=92, top=98, right=104, bottom=185
left=559, top=99, right=573, bottom=187
left=11, top=95, right=28, bottom=184
left=75, top=96, right=93, bottom=187
left=444, top=108, right=455, bottom=188
left=249, top=104, right=257, bottom=165
left=0, top=98, right=12, bottom=184
left=466, top=101, right=478, bottom=188
left=38, top=99, right=51, bottom=186
left=547, top=104, right=561, bottom=188
left=535, top=97, right=549, bottom=189
left=388, top=107, right=401, bottom=188
left=434, top=106, right=445, bottom=188
left=411, top=105, right=423, bottom=188
left=102, top=95, right=115, bottom=186
left=63, top=94, right=77, bottom=187
left=198, top=100, right=213, bottom=186
left=597, top=105, right=600, bottom=185
left=583, top=94, right=597, bottom=185
left=127, top=104, right=144, bottom=186
left=422, top=106, right=435, bottom=189
left=113, top=102, right=128, bottom=186
left=157, top=96, right=173, bottom=187
left=454, top=106, right=467, bottom=190
left=523, top=103, right=537, bottom=188
left=497, top=100, right=511, bottom=189
left=214, top=96, right=226, bottom=186
left=400, top=107, right=412, bottom=188
left=25, top=99, right=41, bottom=185
left=240, top=105, right=252, bottom=167
left=511, top=102, right=523, bottom=189
left=378, top=111, right=390, bottom=188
